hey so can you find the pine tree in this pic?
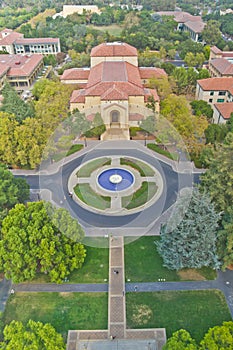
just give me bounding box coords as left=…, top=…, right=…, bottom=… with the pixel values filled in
left=156, top=189, right=221, bottom=270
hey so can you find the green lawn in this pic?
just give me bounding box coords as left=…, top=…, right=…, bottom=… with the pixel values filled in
left=122, top=182, right=158, bottom=210
left=124, top=236, right=217, bottom=282
left=69, top=244, right=109, bottom=283
left=88, top=24, right=122, bottom=36
left=126, top=290, right=231, bottom=342
left=77, top=158, right=111, bottom=177
left=147, top=143, right=178, bottom=160
left=3, top=292, right=108, bottom=338
left=120, top=158, right=155, bottom=176
left=74, top=183, right=111, bottom=210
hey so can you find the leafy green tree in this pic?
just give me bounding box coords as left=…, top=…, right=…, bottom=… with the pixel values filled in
left=163, top=329, right=198, bottom=350
left=204, top=124, right=228, bottom=145
left=0, top=112, right=19, bottom=166
left=0, top=202, right=86, bottom=283
left=1, top=320, right=65, bottom=350
left=200, top=321, right=233, bottom=349
left=217, top=207, right=233, bottom=269
left=0, top=164, right=29, bottom=209
left=156, top=189, right=220, bottom=270
left=200, top=133, right=233, bottom=211
left=89, top=113, right=106, bottom=138
left=199, top=145, right=215, bottom=168
left=202, top=20, right=222, bottom=46
left=140, top=115, right=156, bottom=134
left=190, top=100, right=213, bottom=120
left=0, top=83, right=34, bottom=122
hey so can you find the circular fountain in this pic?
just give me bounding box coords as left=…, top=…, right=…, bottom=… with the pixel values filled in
left=98, top=168, right=134, bottom=191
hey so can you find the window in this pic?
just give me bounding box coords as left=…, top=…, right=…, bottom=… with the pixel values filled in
left=209, top=99, right=213, bottom=103
left=218, top=91, right=226, bottom=96
left=217, top=99, right=224, bottom=102
left=210, top=91, right=214, bottom=96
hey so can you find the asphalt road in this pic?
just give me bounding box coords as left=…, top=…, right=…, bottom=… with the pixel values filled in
left=16, top=148, right=200, bottom=229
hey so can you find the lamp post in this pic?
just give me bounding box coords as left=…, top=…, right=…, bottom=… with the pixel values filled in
left=144, top=133, right=148, bottom=147
left=84, top=136, right=87, bottom=147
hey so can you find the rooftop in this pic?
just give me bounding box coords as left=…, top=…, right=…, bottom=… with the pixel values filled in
left=0, top=54, right=43, bottom=76
left=184, top=20, right=206, bottom=33
left=210, top=58, right=233, bottom=76
left=91, top=42, right=137, bottom=57
left=197, top=77, right=233, bottom=91
left=15, top=37, right=59, bottom=45
left=60, top=68, right=90, bottom=80
left=214, top=102, right=233, bottom=119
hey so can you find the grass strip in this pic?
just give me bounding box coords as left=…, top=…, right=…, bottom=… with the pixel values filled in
left=77, top=158, right=111, bottom=177
left=74, top=183, right=111, bottom=210
left=122, top=182, right=157, bottom=209
left=147, top=143, right=178, bottom=160
left=120, top=158, right=154, bottom=176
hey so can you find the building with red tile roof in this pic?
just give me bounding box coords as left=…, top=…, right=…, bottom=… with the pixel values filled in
left=155, top=11, right=205, bottom=42
left=209, top=46, right=233, bottom=77
left=0, top=53, right=44, bottom=91
left=196, top=77, right=233, bottom=123
left=0, top=28, right=60, bottom=55
left=213, top=102, right=233, bottom=124
left=69, top=42, right=165, bottom=140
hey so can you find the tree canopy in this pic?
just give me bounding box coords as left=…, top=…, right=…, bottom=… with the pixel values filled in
left=0, top=164, right=29, bottom=210
left=0, top=201, right=86, bottom=283
left=200, top=132, right=233, bottom=211
left=163, top=329, right=198, bottom=350
left=200, top=321, right=233, bottom=349
left=1, top=320, right=65, bottom=350
left=156, top=189, right=220, bottom=270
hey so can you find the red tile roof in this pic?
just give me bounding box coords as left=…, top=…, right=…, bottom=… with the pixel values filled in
left=144, top=88, right=160, bottom=102
left=87, top=61, right=142, bottom=89
left=60, top=68, right=90, bottom=80
left=0, top=31, right=23, bottom=45
left=156, top=11, right=202, bottom=23
left=70, top=89, right=86, bottom=103
left=91, top=42, right=137, bottom=57
left=211, top=46, right=222, bottom=55
left=0, top=63, right=9, bottom=77
left=197, top=77, right=233, bottom=91
left=15, top=37, right=59, bottom=45
left=184, top=20, right=206, bottom=33
left=210, top=58, right=233, bottom=76
left=139, top=67, right=167, bottom=79
left=0, top=54, right=43, bottom=76
left=214, top=102, right=233, bottom=119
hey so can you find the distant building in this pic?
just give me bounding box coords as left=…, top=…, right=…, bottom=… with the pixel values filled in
left=208, top=46, right=233, bottom=77
left=64, top=42, right=166, bottom=140
left=0, top=28, right=60, bottom=55
left=196, top=77, right=233, bottom=123
left=53, top=5, right=101, bottom=19
left=0, top=53, right=44, bottom=91
left=155, top=11, right=205, bottom=42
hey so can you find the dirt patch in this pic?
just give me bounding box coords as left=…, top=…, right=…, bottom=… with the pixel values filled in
left=60, top=292, right=73, bottom=298
left=178, top=269, right=206, bottom=281
left=132, top=304, right=153, bottom=326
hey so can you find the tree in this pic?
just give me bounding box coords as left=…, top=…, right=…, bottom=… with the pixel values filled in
left=204, top=124, right=228, bottom=144
left=148, top=76, right=172, bottom=100
left=163, top=329, right=198, bottom=350
left=190, top=100, right=213, bottom=120
left=0, top=83, right=34, bottom=122
left=0, top=164, right=29, bottom=210
left=200, top=321, right=233, bottom=349
left=202, top=20, right=222, bottom=46
left=1, top=320, right=65, bottom=349
left=156, top=189, right=220, bottom=270
left=140, top=115, right=156, bottom=134
left=0, top=202, right=86, bottom=283
left=89, top=113, right=106, bottom=138
left=200, top=133, right=233, bottom=211
left=217, top=207, right=233, bottom=269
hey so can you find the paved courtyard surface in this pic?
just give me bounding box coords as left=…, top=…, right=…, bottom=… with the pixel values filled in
left=77, top=339, right=157, bottom=350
